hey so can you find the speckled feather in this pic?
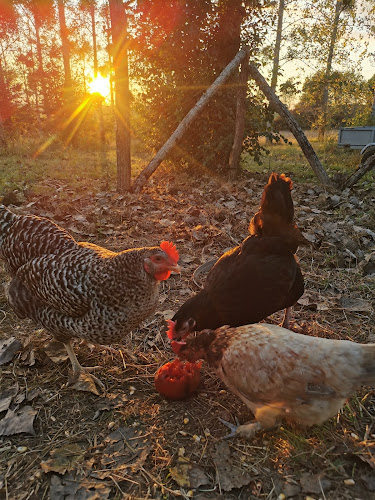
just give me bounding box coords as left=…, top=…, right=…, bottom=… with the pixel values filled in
left=177, top=324, right=375, bottom=428
left=0, top=204, right=174, bottom=344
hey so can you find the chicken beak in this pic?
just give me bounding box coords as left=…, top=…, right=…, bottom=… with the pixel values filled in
left=169, top=263, right=181, bottom=274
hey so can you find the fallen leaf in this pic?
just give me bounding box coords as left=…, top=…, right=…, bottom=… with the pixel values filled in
left=44, top=340, right=69, bottom=364
left=70, top=371, right=100, bottom=396
left=361, top=472, right=375, bottom=491
left=302, top=232, right=317, bottom=243
left=170, top=457, right=210, bottom=489
left=363, top=262, right=375, bottom=277
left=0, top=396, right=12, bottom=413
left=159, top=309, right=175, bottom=320
left=41, top=444, right=85, bottom=474
left=95, top=392, right=128, bottom=413
left=0, top=406, right=37, bottom=436
left=0, top=337, right=21, bottom=365
left=211, top=441, right=254, bottom=491
left=93, top=426, right=150, bottom=479
left=339, top=297, right=373, bottom=313
left=49, top=473, right=110, bottom=500
left=300, top=472, right=331, bottom=494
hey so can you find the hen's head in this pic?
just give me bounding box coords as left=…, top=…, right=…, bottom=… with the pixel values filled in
left=171, top=329, right=216, bottom=362
left=167, top=318, right=196, bottom=341
left=144, top=241, right=180, bottom=281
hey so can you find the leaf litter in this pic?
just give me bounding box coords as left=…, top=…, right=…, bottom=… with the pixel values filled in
left=0, top=169, right=374, bottom=498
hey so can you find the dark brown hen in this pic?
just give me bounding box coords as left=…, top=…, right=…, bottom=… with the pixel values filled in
left=168, top=173, right=307, bottom=341
left=0, top=205, right=180, bottom=390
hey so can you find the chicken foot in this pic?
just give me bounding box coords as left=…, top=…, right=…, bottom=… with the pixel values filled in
left=219, top=417, right=263, bottom=440
left=281, top=306, right=291, bottom=329
left=64, top=340, right=105, bottom=392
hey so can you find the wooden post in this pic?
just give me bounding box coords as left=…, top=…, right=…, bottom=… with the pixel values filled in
left=229, top=60, right=249, bottom=179
left=132, top=47, right=250, bottom=193
left=344, top=153, right=375, bottom=188
left=248, top=63, right=331, bottom=186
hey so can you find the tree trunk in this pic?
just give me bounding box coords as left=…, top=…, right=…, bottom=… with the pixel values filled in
left=132, top=47, right=250, bottom=194
left=0, top=56, right=8, bottom=148
left=248, top=63, right=331, bottom=185
left=319, top=0, right=342, bottom=141
left=89, top=2, right=106, bottom=181
left=266, top=0, right=285, bottom=144
left=33, top=14, right=48, bottom=115
left=270, top=0, right=285, bottom=92
left=109, top=0, right=131, bottom=192
left=90, top=2, right=98, bottom=78
left=57, top=0, right=73, bottom=101
left=229, top=60, right=249, bottom=179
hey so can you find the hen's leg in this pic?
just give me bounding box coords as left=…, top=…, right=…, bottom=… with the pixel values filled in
left=281, top=306, right=291, bottom=329
left=64, top=340, right=105, bottom=391
left=219, top=418, right=263, bottom=440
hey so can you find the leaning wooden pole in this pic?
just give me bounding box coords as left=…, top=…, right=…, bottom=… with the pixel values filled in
left=132, top=47, right=250, bottom=193
left=248, top=63, right=331, bottom=185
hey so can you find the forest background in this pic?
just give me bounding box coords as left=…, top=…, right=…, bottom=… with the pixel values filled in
left=0, top=0, right=374, bottom=193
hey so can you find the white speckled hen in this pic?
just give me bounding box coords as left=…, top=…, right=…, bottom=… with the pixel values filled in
left=0, top=204, right=180, bottom=389
left=172, top=324, right=375, bottom=439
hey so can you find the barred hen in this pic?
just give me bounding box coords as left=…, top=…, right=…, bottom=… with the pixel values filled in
left=0, top=204, right=180, bottom=390
left=168, top=173, right=307, bottom=341
left=172, top=324, right=375, bottom=439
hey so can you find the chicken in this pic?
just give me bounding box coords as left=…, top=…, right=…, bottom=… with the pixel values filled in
left=0, top=204, right=180, bottom=390
left=168, top=174, right=306, bottom=340
left=172, top=323, right=375, bottom=439
left=248, top=173, right=304, bottom=244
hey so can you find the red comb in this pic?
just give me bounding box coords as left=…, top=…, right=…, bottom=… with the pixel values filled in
left=160, top=241, right=179, bottom=263
left=167, top=319, right=176, bottom=340
left=280, top=173, right=293, bottom=190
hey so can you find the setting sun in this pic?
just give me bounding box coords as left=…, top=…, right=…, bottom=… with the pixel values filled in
left=87, top=75, right=111, bottom=97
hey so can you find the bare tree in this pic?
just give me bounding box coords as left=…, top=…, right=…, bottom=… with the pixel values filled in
left=108, top=0, right=131, bottom=192
left=57, top=0, right=72, bottom=102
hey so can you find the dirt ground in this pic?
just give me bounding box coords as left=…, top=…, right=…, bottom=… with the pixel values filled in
left=0, top=168, right=374, bottom=499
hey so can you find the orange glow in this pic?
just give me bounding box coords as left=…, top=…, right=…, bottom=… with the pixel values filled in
left=87, top=75, right=111, bottom=97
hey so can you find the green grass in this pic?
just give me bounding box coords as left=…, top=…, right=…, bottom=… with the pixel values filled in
left=241, top=130, right=375, bottom=186
left=1, top=129, right=374, bottom=199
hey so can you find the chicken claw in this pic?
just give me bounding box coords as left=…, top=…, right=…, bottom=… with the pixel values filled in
left=219, top=417, right=262, bottom=440
left=218, top=417, right=240, bottom=439
left=64, top=340, right=105, bottom=394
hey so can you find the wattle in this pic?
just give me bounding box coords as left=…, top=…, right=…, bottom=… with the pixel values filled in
left=155, top=270, right=171, bottom=281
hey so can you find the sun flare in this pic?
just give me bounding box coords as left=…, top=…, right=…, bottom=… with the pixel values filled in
left=87, top=75, right=111, bottom=97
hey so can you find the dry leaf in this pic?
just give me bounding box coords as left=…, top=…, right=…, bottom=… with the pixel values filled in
left=49, top=473, right=110, bottom=500
left=0, top=396, right=12, bottom=413
left=300, top=472, right=331, bottom=494
left=0, top=337, right=21, bottom=365
left=44, top=340, right=69, bottom=364
left=170, top=457, right=210, bottom=489
left=70, top=370, right=101, bottom=396
left=361, top=473, right=375, bottom=491
left=339, top=297, right=373, bottom=313
left=0, top=406, right=37, bottom=436
left=93, top=426, right=150, bottom=479
left=41, top=444, right=85, bottom=474
left=211, top=441, right=254, bottom=491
